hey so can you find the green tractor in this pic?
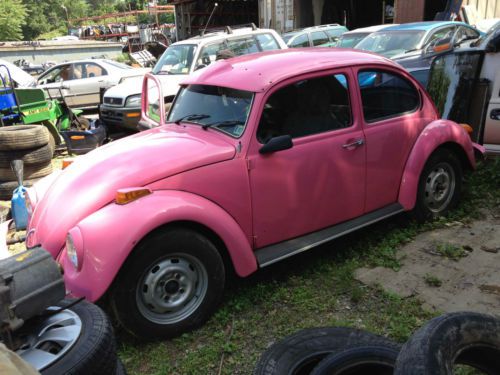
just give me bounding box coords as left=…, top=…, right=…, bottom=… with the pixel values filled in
left=0, top=65, right=106, bottom=154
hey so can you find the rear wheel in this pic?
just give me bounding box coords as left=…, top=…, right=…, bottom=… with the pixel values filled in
left=413, top=149, right=462, bottom=222
left=111, top=228, right=226, bottom=339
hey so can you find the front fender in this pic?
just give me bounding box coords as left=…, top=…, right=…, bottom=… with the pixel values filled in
left=398, top=120, right=475, bottom=210
left=60, top=190, right=257, bottom=302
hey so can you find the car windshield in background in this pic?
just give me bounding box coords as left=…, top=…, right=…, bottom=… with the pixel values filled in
left=356, top=30, right=426, bottom=57
left=282, top=33, right=298, bottom=44
left=337, top=33, right=368, bottom=48
left=168, top=85, right=254, bottom=138
left=153, top=44, right=197, bottom=75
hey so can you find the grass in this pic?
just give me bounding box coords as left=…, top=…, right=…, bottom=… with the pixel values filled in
left=424, top=274, right=443, bottom=287
left=433, top=242, right=469, bottom=261
left=117, top=159, right=500, bottom=374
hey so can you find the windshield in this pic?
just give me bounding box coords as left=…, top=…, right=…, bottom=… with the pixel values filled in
left=168, top=84, right=254, bottom=138
left=282, top=32, right=298, bottom=43
left=153, top=44, right=197, bottom=75
left=356, top=30, right=426, bottom=57
left=338, top=33, right=368, bottom=48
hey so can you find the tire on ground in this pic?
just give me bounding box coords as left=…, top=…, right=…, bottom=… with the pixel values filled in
left=0, top=125, right=50, bottom=151
left=0, top=178, right=39, bottom=200
left=394, top=312, right=500, bottom=375
left=254, top=327, right=400, bottom=375
left=310, top=345, right=399, bottom=375
left=413, top=148, right=463, bottom=222
left=110, top=227, right=226, bottom=339
left=0, top=162, right=52, bottom=181
left=0, top=143, right=54, bottom=168
left=73, top=116, right=90, bottom=131
left=40, top=299, right=118, bottom=375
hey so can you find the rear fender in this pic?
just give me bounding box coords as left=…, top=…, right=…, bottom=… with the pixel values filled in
left=398, top=120, right=475, bottom=210
left=60, top=190, right=256, bottom=302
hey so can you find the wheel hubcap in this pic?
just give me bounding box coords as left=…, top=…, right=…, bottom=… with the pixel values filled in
left=424, top=163, right=456, bottom=213
left=136, top=254, right=208, bottom=324
left=16, top=308, right=82, bottom=371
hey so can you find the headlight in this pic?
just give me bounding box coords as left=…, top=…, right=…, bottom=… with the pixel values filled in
left=65, top=227, right=84, bottom=271
left=125, top=94, right=141, bottom=107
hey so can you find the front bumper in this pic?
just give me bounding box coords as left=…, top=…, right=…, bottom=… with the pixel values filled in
left=100, top=104, right=141, bottom=131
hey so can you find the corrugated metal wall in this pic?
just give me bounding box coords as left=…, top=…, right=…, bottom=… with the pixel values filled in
left=463, top=0, right=500, bottom=18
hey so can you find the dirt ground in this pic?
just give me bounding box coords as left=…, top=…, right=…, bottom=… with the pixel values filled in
left=355, top=209, right=500, bottom=314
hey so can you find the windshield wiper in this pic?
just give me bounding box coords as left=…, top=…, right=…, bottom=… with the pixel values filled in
left=171, top=114, right=211, bottom=125
left=201, top=120, right=245, bottom=130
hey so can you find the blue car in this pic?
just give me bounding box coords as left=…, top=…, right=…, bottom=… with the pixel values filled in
left=355, top=21, right=483, bottom=86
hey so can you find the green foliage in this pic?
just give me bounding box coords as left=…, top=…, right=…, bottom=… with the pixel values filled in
left=424, top=274, right=442, bottom=287
left=0, top=0, right=27, bottom=41
left=434, top=242, right=468, bottom=261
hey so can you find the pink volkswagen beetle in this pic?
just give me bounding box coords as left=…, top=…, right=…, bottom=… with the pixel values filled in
left=24, top=49, right=482, bottom=339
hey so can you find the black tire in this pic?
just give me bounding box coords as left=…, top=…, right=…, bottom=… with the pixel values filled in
left=394, top=312, right=500, bottom=375
left=254, top=327, right=400, bottom=375
left=0, top=125, right=50, bottom=151
left=0, top=162, right=52, bottom=181
left=16, top=299, right=118, bottom=375
left=116, top=359, right=127, bottom=375
left=110, top=227, right=226, bottom=339
left=310, top=345, right=399, bottom=375
left=413, top=148, right=462, bottom=222
left=0, top=143, right=54, bottom=167
left=0, top=178, right=39, bottom=200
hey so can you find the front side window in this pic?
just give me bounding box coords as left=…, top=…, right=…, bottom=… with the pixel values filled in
left=153, top=44, right=197, bottom=75
left=311, top=31, right=330, bottom=46
left=256, top=33, right=280, bottom=50
left=289, top=33, right=310, bottom=48
left=167, top=85, right=254, bottom=138
left=257, top=74, right=351, bottom=143
left=197, top=41, right=228, bottom=67
left=427, top=26, right=455, bottom=45
left=358, top=70, right=420, bottom=123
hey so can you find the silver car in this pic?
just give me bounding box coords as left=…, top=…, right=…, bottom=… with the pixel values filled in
left=36, top=59, right=148, bottom=108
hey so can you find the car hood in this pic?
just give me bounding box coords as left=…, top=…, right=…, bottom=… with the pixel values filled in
left=0, top=59, right=36, bottom=87
left=104, top=74, right=186, bottom=100
left=28, top=126, right=236, bottom=255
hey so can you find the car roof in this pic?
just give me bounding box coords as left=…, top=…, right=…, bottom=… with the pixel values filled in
left=181, top=48, right=399, bottom=92
left=381, top=21, right=470, bottom=32
left=344, top=24, right=398, bottom=35
left=174, top=27, right=277, bottom=46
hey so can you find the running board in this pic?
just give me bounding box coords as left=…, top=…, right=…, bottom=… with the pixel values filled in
left=255, top=203, right=404, bottom=268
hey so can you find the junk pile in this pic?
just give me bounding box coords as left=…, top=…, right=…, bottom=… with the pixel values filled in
left=255, top=312, right=500, bottom=374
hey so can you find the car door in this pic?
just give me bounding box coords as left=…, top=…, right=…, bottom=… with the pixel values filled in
left=483, top=70, right=500, bottom=154
left=247, top=71, right=366, bottom=248
left=65, top=62, right=108, bottom=107
left=353, top=67, right=426, bottom=213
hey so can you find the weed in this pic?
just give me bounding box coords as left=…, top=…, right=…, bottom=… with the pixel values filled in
left=424, top=274, right=443, bottom=287
left=433, top=242, right=468, bottom=261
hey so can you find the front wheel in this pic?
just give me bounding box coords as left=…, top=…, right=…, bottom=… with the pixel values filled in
left=413, top=149, right=462, bottom=222
left=111, top=228, right=226, bottom=339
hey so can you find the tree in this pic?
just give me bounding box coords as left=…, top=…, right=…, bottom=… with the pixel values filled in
left=0, top=0, right=27, bottom=41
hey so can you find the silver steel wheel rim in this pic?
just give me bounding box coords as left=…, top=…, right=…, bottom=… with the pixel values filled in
left=16, top=308, right=82, bottom=371
left=136, top=253, right=208, bottom=325
left=424, top=162, right=456, bottom=213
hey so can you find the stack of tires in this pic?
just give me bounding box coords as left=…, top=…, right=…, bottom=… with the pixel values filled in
left=0, top=125, right=54, bottom=200
left=254, top=312, right=500, bottom=375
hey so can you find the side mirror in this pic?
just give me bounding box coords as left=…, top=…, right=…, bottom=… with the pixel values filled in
left=485, top=30, right=500, bottom=53
left=259, top=135, right=293, bottom=154
left=141, top=73, right=165, bottom=127
left=425, top=37, right=452, bottom=56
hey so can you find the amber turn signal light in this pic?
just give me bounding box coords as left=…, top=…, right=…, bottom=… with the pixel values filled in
left=115, top=188, right=152, bottom=205
left=62, top=159, right=74, bottom=169
left=460, top=123, right=474, bottom=135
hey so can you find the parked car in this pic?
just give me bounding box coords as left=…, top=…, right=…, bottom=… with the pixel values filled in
left=427, top=21, right=500, bottom=155
left=334, top=24, right=397, bottom=48
left=23, top=49, right=481, bottom=339
left=101, top=25, right=287, bottom=131
left=355, top=21, right=483, bottom=87
left=282, top=24, right=348, bottom=48
left=36, top=59, right=148, bottom=108
left=0, top=59, right=36, bottom=88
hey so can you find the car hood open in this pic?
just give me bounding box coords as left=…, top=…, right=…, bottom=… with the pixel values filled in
left=28, top=126, right=236, bottom=256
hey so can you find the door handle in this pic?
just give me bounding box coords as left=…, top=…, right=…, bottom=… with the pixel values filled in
left=342, top=139, right=364, bottom=149
left=491, top=109, right=500, bottom=120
